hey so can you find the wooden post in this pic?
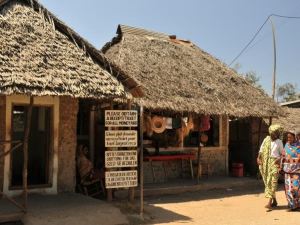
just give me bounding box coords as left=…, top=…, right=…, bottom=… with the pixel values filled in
left=89, top=106, right=95, bottom=164
left=139, top=106, right=144, bottom=217
left=197, top=115, right=202, bottom=183
left=23, top=96, right=34, bottom=212
left=256, top=118, right=263, bottom=179
left=257, top=118, right=263, bottom=149
left=225, top=116, right=230, bottom=176
left=127, top=99, right=135, bottom=203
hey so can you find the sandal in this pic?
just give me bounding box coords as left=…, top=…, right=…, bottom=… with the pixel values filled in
left=271, top=201, right=278, bottom=207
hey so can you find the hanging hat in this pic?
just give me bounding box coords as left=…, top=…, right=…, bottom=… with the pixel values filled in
left=151, top=116, right=166, bottom=134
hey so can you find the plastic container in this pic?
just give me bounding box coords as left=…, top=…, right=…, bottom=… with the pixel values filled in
left=232, top=163, right=244, bottom=177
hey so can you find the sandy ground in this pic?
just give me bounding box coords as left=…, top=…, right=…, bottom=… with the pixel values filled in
left=142, top=185, right=299, bottom=225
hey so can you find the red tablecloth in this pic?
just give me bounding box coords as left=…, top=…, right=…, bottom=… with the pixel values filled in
left=144, top=154, right=196, bottom=161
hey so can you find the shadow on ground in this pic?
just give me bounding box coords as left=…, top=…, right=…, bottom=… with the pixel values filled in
left=113, top=180, right=286, bottom=225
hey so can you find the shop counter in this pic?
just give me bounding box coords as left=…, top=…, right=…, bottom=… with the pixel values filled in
left=144, top=153, right=196, bottom=182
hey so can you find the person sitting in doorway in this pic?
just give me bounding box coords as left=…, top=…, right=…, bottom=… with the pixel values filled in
left=76, top=145, right=104, bottom=182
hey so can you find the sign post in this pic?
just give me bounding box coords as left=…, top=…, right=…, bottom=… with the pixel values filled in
left=104, top=109, right=138, bottom=199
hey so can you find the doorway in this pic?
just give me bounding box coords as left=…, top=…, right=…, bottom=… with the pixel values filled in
left=229, top=119, right=252, bottom=176
left=10, top=105, right=52, bottom=188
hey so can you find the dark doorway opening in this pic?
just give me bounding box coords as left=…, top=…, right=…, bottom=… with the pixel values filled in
left=11, top=105, right=51, bottom=188
left=229, top=119, right=251, bottom=176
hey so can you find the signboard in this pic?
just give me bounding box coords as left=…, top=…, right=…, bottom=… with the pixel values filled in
left=105, top=130, right=137, bottom=147
left=105, top=110, right=138, bottom=127
left=105, top=150, right=137, bottom=168
left=105, top=170, right=138, bottom=189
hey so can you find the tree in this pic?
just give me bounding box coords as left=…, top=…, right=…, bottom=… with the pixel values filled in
left=232, top=63, right=264, bottom=91
left=244, top=71, right=263, bottom=90
left=276, top=83, right=300, bottom=102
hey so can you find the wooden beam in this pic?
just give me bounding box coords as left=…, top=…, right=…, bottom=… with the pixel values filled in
left=0, top=212, right=24, bottom=223
left=139, top=106, right=144, bottom=217
left=0, top=142, right=23, bottom=159
left=2, top=193, right=26, bottom=212
left=197, top=116, right=202, bottom=183
left=0, top=140, right=22, bottom=145
left=22, top=96, right=34, bottom=212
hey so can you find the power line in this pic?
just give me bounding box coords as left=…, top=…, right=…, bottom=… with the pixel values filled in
left=229, top=14, right=300, bottom=66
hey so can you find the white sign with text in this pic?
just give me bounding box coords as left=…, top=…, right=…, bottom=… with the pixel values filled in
left=105, top=170, right=138, bottom=189
left=105, top=130, right=137, bottom=147
left=105, top=110, right=138, bottom=127
left=105, top=150, right=137, bottom=168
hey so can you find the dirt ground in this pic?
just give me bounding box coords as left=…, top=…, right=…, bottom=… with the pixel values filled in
left=139, top=184, right=299, bottom=225
left=0, top=193, right=128, bottom=225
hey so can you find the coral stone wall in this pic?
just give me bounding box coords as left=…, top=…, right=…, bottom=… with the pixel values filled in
left=58, top=97, right=78, bottom=192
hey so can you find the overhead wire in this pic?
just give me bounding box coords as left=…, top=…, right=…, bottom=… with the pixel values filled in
left=229, top=14, right=300, bottom=66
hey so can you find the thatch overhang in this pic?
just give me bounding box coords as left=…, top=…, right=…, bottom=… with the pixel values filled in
left=102, top=25, right=283, bottom=117
left=0, top=0, right=143, bottom=100
left=268, top=107, right=300, bottom=132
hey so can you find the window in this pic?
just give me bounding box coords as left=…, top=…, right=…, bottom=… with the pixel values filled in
left=11, top=105, right=52, bottom=187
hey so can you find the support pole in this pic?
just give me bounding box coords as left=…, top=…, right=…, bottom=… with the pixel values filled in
left=269, top=17, right=276, bottom=125
left=89, top=106, right=95, bottom=164
left=23, top=96, right=34, bottom=212
left=270, top=17, right=277, bottom=101
left=197, top=116, right=202, bottom=183
left=139, top=106, right=144, bottom=217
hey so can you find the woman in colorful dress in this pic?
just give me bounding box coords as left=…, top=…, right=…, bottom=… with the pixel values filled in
left=281, top=131, right=300, bottom=211
left=257, top=124, right=284, bottom=209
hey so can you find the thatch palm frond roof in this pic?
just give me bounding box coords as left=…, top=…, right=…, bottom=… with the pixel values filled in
left=270, top=107, right=300, bottom=132
left=0, top=0, right=140, bottom=99
left=102, top=25, right=283, bottom=117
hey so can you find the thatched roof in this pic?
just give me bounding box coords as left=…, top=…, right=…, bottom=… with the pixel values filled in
left=0, top=0, right=142, bottom=99
left=270, top=107, right=300, bottom=132
left=102, top=25, right=283, bottom=117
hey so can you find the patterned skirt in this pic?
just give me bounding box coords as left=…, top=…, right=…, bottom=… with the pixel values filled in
left=283, top=162, right=300, bottom=209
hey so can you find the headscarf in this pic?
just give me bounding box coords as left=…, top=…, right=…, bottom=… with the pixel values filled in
left=268, top=124, right=283, bottom=135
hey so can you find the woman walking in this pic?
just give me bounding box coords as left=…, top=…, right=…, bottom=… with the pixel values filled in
left=257, top=124, right=284, bottom=209
left=282, top=132, right=300, bottom=211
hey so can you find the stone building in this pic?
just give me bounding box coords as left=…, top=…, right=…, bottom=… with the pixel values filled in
left=0, top=0, right=138, bottom=196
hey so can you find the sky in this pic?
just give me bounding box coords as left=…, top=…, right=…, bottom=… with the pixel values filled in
left=39, top=0, right=300, bottom=96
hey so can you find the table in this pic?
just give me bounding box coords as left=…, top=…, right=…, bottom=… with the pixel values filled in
left=144, top=154, right=196, bottom=182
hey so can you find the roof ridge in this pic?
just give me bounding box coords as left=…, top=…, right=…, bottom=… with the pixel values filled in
left=118, top=24, right=170, bottom=40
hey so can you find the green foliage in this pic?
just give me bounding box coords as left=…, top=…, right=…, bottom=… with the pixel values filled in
left=276, top=83, right=300, bottom=102
left=244, top=71, right=263, bottom=90
left=232, top=63, right=264, bottom=91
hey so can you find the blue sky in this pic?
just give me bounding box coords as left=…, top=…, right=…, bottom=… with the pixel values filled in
left=40, top=0, right=300, bottom=96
